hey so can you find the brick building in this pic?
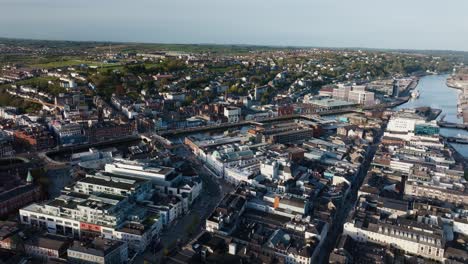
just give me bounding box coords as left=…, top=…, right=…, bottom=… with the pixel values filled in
left=13, top=127, right=55, bottom=150
left=85, top=121, right=137, bottom=143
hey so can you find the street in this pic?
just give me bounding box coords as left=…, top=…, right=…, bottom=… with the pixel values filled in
left=316, top=127, right=384, bottom=263
left=135, top=145, right=232, bottom=263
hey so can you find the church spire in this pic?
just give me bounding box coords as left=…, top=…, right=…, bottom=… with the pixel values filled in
left=26, top=169, right=33, bottom=184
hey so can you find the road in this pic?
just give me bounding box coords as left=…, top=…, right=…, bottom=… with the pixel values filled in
left=134, top=145, right=232, bottom=263
left=316, top=127, right=385, bottom=263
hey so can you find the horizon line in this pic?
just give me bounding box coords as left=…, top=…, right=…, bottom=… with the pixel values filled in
left=1, top=36, right=467, bottom=54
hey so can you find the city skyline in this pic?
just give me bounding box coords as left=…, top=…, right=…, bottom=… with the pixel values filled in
left=1, top=0, right=468, bottom=51
left=1, top=1, right=468, bottom=263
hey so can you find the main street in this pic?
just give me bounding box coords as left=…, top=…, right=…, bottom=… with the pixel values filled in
left=136, top=145, right=232, bottom=264
left=316, top=126, right=385, bottom=263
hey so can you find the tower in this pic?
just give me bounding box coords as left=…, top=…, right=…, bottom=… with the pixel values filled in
left=392, top=79, right=399, bottom=98
left=26, top=169, right=33, bottom=184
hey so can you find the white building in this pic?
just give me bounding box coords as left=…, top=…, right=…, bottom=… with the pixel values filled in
left=224, top=106, right=241, bottom=123
left=386, top=112, right=427, bottom=133
left=104, top=159, right=202, bottom=206
left=260, top=160, right=293, bottom=182
left=59, top=78, right=77, bottom=89
left=344, top=219, right=445, bottom=261
left=19, top=173, right=163, bottom=253
left=332, top=85, right=351, bottom=101
left=348, top=90, right=375, bottom=106
left=67, top=173, right=153, bottom=202
left=105, top=159, right=181, bottom=186
left=163, top=92, right=186, bottom=101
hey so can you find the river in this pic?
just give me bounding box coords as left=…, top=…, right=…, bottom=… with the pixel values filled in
left=396, top=74, right=468, bottom=157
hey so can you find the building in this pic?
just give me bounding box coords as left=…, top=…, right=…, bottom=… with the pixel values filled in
left=19, top=175, right=162, bottom=253
left=270, top=128, right=313, bottom=144
left=332, top=84, right=375, bottom=106
left=277, top=105, right=294, bottom=116
left=206, top=192, right=247, bottom=236
left=0, top=183, right=42, bottom=218
left=13, top=127, right=55, bottom=150
left=344, top=218, right=445, bottom=262
left=318, top=87, right=334, bottom=97
left=67, top=237, right=128, bottom=264
left=256, top=123, right=315, bottom=144
left=0, top=221, right=21, bottom=250
left=254, top=85, right=269, bottom=101
left=85, top=121, right=136, bottom=143
left=104, top=159, right=202, bottom=207
left=50, top=121, right=86, bottom=146
left=0, top=169, right=43, bottom=218
left=404, top=181, right=468, bottom=205
left=59, top=78, right=77, bottom=89
left=0, top=131, right=14, bottom=157
left=348, top=90, right=375, bottom=106
left=24, top=234, right=70, bottom=261
left=66, top=173, right=153, bottom=202
left=206, top=189, right=328, bottom=264
left=304, top=99, right=357, bottom=113
left=163, top=92, right=186, bottom=101
left=386, top=110, right=427, bottom=133
left=104, top=159, right=181, bottom=187
left=332, top=85, right=351, bottom=101
left=223, top=106, right=241, bottom=123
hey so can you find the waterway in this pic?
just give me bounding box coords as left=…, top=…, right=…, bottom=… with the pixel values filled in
left=396, top=74, right=468, bottom=157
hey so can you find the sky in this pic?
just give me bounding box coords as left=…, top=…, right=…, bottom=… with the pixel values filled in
left=0, top=0, right=467, bottom=51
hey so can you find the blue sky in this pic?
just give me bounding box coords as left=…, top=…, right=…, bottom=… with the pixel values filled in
left=1, top=0, right=467, bottom=51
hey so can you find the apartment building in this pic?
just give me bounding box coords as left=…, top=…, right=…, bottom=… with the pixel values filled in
left=344, top=218, right=445, bottom=262
left=404, top=181, right=468, bottom=205
left=19, top=174, right=162, bottom=253
left=223, top=106, right=241, bottom=123
left=348, top=90, right=375, bottom=106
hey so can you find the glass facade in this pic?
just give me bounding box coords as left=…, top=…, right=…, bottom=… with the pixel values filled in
left=414, top=124, right=439, bottom=135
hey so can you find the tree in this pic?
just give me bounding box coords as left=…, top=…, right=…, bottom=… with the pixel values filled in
left=165, top=59, right=186, bottom=72
left=261, top=93, right=270, bottom=104
left=249, top=76, right=261, bottom=85
left=228, top=85, right=238, bottom=94
left=183, top=95, right=194, bottom=106
left=115, top=84, right=125, bottom=96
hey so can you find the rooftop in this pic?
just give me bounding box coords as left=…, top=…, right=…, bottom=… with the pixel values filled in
left=68, top=237, right=125, bottom=257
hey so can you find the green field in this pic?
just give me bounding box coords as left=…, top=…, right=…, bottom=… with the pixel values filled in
left=14, top=76, right=67, bottom=96
left=31, top=59, right=105, bottom=69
